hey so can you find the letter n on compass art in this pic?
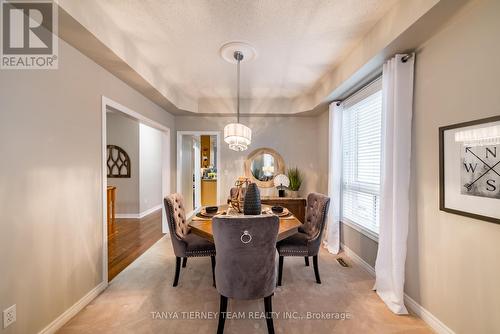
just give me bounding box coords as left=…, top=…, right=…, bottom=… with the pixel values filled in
left=439, top=116, right=500, bottom=224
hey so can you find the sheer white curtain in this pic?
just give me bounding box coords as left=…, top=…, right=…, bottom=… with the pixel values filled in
left=324, top=101, right=342, bottom=254
left=374, top=54, right=415, bottom=314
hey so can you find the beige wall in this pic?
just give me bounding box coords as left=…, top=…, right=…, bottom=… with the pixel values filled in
left=340, top=1, right=500, bottom=332
left=408, top=0, right=500, bottom=332
left=180, top=134, right=196, bottom=213
left=175, top=115, right=329, bottom=204
left=0, top=38, right=175, bottom=334
left=2, top=1, right=499, bottom=333
left=106, top=112, right=140, bottom=214
left=340, top=224, right=378, bottom=268
left=316, top=110, right=330, bottom=193
left=107, top=115, right=164, bottom=215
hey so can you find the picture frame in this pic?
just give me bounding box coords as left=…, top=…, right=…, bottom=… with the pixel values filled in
left=439, top=115, right=500, bottom=225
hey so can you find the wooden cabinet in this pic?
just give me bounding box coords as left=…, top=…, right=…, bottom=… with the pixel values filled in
left=201, top=179, right=217, bottom=206
left=261, top=197, right=307, bottom=224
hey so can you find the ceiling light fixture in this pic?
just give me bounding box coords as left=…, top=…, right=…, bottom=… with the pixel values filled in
left=222, top=43, right=254, bottom=152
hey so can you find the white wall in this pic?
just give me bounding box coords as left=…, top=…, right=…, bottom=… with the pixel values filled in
left=0, top=37, right=175, bottom=334
left=175, top=114, right=329, bottom=205
left=139, top=123, right=163, bottom=213
left=107, top=112, right=140, bottom=214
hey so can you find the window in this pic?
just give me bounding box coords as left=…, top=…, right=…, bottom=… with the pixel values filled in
left=341, top=78, right=382, bottom=237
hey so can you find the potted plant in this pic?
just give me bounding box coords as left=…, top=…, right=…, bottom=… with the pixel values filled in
left=286, top=167, right=303, bottom=198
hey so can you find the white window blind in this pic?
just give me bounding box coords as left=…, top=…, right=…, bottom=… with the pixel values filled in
left=341, top=78, right=382, bottom=235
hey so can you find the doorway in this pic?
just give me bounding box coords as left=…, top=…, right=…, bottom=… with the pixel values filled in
left=177, top=131, right=220, bottom=218
left=101, top=97, right=170, bottom=282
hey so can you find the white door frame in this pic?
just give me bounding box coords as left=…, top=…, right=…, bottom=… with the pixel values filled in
left=193, top=136, right=201, bottom=211
left=176, top=131, right=221, bottom=218
left=101, top=96, right=171, bottom=283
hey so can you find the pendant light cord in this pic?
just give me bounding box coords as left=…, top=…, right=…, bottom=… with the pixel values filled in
left=237, top=57, right=240, bottom=123
left=234, top=51, right=243, bottom=123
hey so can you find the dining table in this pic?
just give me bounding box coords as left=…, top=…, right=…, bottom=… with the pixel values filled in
left=189, top=204, right=302, bottom=243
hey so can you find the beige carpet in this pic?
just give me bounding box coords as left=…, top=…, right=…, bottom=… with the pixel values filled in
left=59, top=236, right=431, bottom=334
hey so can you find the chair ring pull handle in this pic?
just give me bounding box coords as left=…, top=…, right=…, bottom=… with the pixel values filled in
left=240, top=230, right=252, bottom=244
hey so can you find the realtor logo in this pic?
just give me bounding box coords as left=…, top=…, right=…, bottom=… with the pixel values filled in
left=1, top=0, right=58, bottom=69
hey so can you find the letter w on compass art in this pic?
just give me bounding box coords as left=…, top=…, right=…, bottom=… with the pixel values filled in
left=461, top=144, right=500, bottom=199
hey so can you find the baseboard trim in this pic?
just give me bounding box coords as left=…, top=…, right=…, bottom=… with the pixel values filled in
left=340, top=243, right=455, bottom=334
left=38, top=281, right=107, bottom=334
left=138, top=204, right=162, bottom=218
left=115, top=204, right=162, bottom=219
left=115, top=213, right=140, bottom=219
left=403, top=294, right=455, bottom=334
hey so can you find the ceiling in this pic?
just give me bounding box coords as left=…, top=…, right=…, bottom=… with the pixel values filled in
left=58, top=0, right=400, bottom=114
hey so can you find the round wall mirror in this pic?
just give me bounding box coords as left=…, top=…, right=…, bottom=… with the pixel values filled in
left=250, top=153, right=276, bottom=181
left=244, top=148, right=285, bottom=188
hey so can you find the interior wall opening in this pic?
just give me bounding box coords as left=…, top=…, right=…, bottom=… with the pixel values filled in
left=177, top=131, right=220, bottom=217
left=103, top=98, right=171, bottom=282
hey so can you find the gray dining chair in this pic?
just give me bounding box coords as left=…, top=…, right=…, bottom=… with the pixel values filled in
left=212, top=215, right=279, bottom=334
left=164, top=193, right=216, bottom=287
left=276, top=193, right=330, bottom=285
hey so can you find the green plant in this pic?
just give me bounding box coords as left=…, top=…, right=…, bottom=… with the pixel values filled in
left=287, top=167, right=303, bottom=191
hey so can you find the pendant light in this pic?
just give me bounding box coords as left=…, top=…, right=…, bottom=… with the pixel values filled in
left=223, top=50, right=252, bottom=151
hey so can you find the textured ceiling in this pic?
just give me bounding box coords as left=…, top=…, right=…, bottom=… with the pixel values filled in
left=58, top=0, right=399, bottom=113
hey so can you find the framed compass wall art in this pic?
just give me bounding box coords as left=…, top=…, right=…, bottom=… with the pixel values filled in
left=439, top=115, right=500, bottom=224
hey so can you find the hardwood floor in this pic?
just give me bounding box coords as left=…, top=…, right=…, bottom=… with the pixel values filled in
left=108, top=209, right=164, bottom=281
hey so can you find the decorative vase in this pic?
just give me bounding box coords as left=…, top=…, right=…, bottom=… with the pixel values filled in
left=287, top=190, right=299, bottom=198
left=244, top=183, right=261, bottom=215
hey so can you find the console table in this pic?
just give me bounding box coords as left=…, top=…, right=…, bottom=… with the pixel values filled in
left=261, top=197, right=306, bottom=224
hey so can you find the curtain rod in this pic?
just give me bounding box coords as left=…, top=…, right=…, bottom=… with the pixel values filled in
left=401, top=53, right=413, bottom=63
left=335, top=75, right=381, bottom=106
left=336, top=53, right=413, bottom=106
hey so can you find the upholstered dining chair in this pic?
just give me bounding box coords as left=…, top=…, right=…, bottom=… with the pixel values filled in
left=164, top=193, right=216, bottom=287
left=212, top=215, right=279, bottom=334
left=276, top=193, right=330, bottom=285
